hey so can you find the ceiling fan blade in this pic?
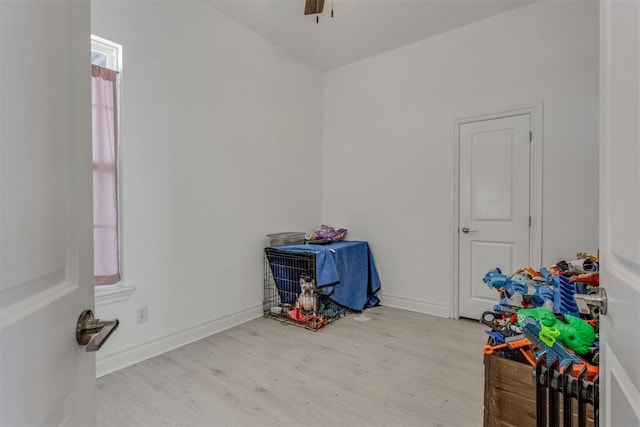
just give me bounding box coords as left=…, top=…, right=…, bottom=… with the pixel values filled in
left=304, top=0, right=325, bottom=15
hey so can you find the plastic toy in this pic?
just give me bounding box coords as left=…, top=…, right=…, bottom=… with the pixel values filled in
left=483, top=268, right=509, bottom=289
left=480, top=252, right=601, bottom=385
left=482, top=335, right=531, bottom=355
left=521, top=318, right=599, bottom=380
left=483, top=267, right=554, bottom=310
left=549, top=274, right=580, bottom=316
left=516, top=307, right=596, bottom=355
left=484, top=330, right=506, bottom=344
left=569, top=271, right=599, bottom=286
left=481, top=311, right=521, bottom=337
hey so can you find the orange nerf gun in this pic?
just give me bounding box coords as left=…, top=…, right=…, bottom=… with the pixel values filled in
left=482, top=335, right=536, bottom=366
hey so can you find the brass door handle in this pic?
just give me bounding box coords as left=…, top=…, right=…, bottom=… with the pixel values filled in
left=76, top=309, right=119, bottom=352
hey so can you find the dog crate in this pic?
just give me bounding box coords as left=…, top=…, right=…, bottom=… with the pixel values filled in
left=263, top=247, right=350, bottom=331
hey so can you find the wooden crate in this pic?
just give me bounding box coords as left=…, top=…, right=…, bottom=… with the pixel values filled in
left=483, top=353, right=594, bottom=427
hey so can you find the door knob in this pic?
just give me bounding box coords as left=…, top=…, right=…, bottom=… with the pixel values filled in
left=461, top=227, right=477, bottom=233
left=76, top=309, right=119, bottom=352
left=574, top=288, right=607, bottom=316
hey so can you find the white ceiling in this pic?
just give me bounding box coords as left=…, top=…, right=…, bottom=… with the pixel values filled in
left=203, top=0, right=536, bottom=71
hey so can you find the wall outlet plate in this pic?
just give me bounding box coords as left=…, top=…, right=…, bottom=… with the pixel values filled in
left=137, top=306, right=148, bottom=324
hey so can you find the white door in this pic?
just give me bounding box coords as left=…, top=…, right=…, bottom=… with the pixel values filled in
left=599, top=0, right=640, bottom=424
left=0, top=1, right=95, bottom=425
left=458, top=114, right=531, bottom=319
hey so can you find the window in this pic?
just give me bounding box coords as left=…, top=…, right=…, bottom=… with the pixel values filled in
left=91, top=35, right=122, bottom=287
left=91, top=35, right=122, bottom=71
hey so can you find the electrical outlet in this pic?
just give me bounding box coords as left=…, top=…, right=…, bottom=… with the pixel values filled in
left=137, top=306, right=148, bottom=324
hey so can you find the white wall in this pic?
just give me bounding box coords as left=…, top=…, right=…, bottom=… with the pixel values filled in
left=322, top=1, right=599, bottom=316
left=91, top=0, right=323, bottom=375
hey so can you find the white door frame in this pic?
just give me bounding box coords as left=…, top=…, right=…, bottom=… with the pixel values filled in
left=451, top=103, right=543, bottom=319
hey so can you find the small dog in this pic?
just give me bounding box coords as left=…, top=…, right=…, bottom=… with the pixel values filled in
left=299, top=276, right=318, bottom=312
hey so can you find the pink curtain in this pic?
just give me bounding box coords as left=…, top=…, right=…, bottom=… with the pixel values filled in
left=91, top=65, right=121, bottom=285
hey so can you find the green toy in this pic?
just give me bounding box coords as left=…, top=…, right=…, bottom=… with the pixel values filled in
left=516, top=307, right=596, bottom=355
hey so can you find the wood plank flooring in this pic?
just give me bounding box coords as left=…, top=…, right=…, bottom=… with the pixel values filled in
left=97, top=306, right=487, bottom=426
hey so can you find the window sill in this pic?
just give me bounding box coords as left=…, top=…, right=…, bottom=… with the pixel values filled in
left=95, top=284, right=135, bottom=307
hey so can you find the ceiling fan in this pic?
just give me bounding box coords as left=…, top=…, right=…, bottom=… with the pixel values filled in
left=304, top=0, right=324, bottom=15
left=304, top=0, right=332, bottom=22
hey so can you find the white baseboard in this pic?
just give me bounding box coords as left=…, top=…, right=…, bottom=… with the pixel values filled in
left=379, top=293, right=450, bottom=318
left=96, top=304, right=263, bottom=378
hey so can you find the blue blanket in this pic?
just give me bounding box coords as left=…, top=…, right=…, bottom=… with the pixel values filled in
left=275, top=241, right=381, bottom=311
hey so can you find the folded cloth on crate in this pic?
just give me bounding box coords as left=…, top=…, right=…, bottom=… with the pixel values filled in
left=305, top=225, right=347, bottom=242
left=276, top=240, right=381, bottom=311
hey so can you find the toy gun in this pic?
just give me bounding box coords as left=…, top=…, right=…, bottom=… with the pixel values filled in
left=516, top=307, right=596, bottom=354
left=481, top=311, right=521, bottom=337
left=521, top=318, right=598, bottom=381
left=482, top=334, right=536, bottom=366
left=482, top=334, right=531, bottom=355
left=569, top=272, right=599, bottom=286
left=553, top=258, right=599, bottom=276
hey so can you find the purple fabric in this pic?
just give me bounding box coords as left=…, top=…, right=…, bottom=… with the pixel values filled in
left=307, top=225, right=347, bottom=242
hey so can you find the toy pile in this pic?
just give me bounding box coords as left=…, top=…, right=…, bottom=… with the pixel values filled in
left=481, top=252, right=600, bottom=381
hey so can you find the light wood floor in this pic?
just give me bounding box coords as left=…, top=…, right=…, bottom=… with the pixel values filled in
left=97, top=306, right=487, bottom=427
